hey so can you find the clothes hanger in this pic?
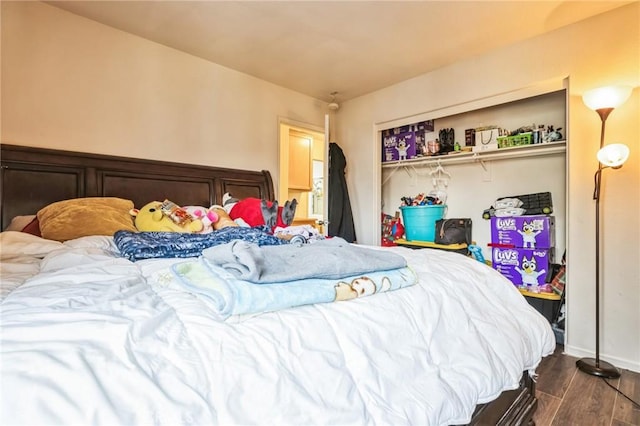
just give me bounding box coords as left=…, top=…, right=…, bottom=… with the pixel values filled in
left=435, top=160, right=451, bottom=179
left=429, top=160, right=451, bottom=188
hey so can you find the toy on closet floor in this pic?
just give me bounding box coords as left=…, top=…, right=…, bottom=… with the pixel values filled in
left=400, top=192, right=445, bottom=206
left=398, top=162, right=451, bottom=208
left=468, top=244, right=486, bottom=264
left=381, top=211, right=405, bottom=246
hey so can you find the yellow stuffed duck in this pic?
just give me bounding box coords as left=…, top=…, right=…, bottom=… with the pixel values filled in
left=130, top=200, right=207, bottom=233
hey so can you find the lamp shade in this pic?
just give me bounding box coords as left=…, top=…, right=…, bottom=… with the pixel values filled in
left=597, top=143, right=629, bottom=167
left=583, top=85, right=633, bottom=111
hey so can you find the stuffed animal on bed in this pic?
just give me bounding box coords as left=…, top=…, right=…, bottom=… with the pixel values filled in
left=209, top=206, right=239, bottom=230
left=182, top=205, right=219, bottom=234
left=130, top=200, right=205, bottom=233
left=222, top=193, right=297, bottom=229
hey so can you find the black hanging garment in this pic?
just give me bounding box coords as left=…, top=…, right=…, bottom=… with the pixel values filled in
left=328, top=142, right=357, bottom=243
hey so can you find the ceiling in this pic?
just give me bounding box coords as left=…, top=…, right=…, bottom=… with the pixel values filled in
left=47, top=1, right=633, bottom=103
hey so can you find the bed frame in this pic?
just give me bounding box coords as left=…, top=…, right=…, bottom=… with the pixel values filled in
left=0, top=143, right=537, bottom=425
left=0, top=144, right=274, bottom=230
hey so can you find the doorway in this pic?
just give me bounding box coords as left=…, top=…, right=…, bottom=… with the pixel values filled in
left=278, top=119, right=327, bottom=234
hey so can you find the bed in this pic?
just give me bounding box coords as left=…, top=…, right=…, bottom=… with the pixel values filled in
left=0, top=144, right=555, bottom=425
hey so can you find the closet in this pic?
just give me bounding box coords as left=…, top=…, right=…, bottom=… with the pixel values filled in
left=379, top=81, right=568, bottom=262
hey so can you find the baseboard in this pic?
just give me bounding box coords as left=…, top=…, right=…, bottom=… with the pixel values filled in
left=564, top=344, right=640, bottom=373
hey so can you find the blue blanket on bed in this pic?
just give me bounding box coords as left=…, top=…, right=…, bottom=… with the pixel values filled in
left=202, top=237, right=407, bottom=283
left=114, top=226, right=287, bottom=261
left=171, top=257, right=416, bottom=317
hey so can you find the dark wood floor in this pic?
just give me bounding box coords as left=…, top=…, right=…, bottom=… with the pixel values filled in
left=533, top=345, right=640, bottom=425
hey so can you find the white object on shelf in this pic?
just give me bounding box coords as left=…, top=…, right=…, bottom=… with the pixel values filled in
left=472, top=143, right=499, bottom=153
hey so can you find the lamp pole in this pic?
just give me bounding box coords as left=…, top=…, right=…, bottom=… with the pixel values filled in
left=593, top=109, right=607, bottom=371
left=576, top=109, right=621, bottom=379
left=577, top=84, right=632, bottom=378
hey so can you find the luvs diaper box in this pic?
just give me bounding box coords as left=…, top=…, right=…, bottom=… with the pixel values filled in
left=382, top=127, right=416, bottom=162
left=490, top=215, right=555, bottom=249
left=492, top=247, right=555, bottom=293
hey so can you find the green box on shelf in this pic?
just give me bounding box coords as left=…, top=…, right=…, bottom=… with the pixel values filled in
left=497, top=132, right=533, bottom=148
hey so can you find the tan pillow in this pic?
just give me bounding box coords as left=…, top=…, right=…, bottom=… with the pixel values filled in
left=4, top=215, right=37, bottom=232
left=37, top=197, right=137, bottom=242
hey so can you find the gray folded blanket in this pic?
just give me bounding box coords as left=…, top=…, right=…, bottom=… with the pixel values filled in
left=202, top=237, right=407, bottom=283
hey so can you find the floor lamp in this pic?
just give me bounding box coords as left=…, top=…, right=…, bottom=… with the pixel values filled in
left=576, top=85, right=632, bottom=379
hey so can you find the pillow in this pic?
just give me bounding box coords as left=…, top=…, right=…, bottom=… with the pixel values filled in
left=4, top=215, right=36, bottom=232
left=0, top=231, right=64, bottom=260
left=64, top=235, right=119, bottom=251
left=21, top=217, right=42, bottom=237
left=37, top=197, right=137, bottom=242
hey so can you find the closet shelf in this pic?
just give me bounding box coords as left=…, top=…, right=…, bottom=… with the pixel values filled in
left=381, top=140, right=566, bottom=169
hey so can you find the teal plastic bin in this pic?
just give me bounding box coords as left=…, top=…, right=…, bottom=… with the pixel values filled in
left=400, top=205, right=446, bottom=242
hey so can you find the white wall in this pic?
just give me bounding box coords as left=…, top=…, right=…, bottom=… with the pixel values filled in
left=0, top=1, right=327, bottom=189
left=337, top=4, right=640, bottom=371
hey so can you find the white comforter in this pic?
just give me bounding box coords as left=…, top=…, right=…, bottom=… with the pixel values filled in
left=0, top=232, right=555, bottom=426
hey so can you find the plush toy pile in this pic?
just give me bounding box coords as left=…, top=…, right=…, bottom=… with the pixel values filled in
left=130, top=194, right=298, bottom=234
left=131, top=200, right=205, bottom=233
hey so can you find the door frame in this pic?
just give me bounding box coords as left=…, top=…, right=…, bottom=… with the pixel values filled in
left=277, top=117, right=327, bottom=233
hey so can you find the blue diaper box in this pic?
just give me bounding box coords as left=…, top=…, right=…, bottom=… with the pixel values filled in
left=490, top=215, right=555, bottom=249
left=492, top=247, right=555, bottom=290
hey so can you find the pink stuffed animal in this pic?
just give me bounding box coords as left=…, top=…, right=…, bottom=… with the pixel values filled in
left=182, top=206, right=219, bottom=234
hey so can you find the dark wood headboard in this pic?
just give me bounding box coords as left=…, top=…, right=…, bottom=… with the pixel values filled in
left=0, top=144, right=274, bottom=230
